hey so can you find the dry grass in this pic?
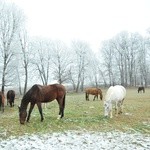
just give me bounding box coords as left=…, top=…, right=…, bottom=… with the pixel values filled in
left=0, top=88, right=149, bottom=139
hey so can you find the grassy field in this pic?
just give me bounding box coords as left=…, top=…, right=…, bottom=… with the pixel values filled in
left=0, top=88, right=150, bottom=139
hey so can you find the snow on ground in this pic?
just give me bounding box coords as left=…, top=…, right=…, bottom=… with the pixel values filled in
left=0, top=131, right=150, bottom=150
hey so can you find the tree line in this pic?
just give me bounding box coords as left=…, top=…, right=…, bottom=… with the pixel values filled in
left=0, top=1, right=150, bottom=95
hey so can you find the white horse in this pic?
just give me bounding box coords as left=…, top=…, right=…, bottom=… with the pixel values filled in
left=104, top=85, right=126, bottom=118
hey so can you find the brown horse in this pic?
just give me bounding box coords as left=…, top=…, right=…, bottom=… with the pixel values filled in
left=85, top=87, right=103, bottom=101
left=138, top=86, right=145, bottom=93
left=7, top=90, right=15, bottom=107
left=0, top=91, right=5, bottom=112
left=18, top=84, right=66, bottom=124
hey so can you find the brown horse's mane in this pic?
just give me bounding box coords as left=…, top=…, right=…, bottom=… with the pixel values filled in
left=21, top=84, right=41, bottom=109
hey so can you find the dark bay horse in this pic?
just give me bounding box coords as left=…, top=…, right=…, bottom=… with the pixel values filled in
left=85, top=87, right=103, bottom=101
left=0, top=91, right=5, bottom=112
left=18, top=84, right=66, bottom=124
left=138, top=86, right=145, bottom=93
left=7, top=90, right=15, bottom=107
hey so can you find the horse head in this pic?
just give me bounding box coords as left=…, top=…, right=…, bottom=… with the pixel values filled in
left=18, top=106, right=27, bottom=124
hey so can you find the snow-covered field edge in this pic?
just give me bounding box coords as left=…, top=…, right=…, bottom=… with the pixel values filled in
left=0, top=130, right=150, bottom=150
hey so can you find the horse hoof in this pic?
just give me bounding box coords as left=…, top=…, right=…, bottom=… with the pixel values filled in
left=57, top=115, right=61, bottom=120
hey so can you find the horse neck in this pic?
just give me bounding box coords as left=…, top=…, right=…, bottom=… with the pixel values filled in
left=107, top=101, right=112, bottom=110
left=20, top=97, right=29, bottom=110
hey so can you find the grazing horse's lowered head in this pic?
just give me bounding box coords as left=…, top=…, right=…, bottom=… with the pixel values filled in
left=18, top=106, right=27, bottom=124
left=19, top=84, right=66, bottom=124
left=104, top=85, right=126, bottom=118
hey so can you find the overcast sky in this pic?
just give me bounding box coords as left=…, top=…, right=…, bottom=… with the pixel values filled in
left=9, top=0, right=150, bottom=52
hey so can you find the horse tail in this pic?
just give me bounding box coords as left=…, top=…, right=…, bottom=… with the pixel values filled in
left=98, top=88, right=103, bottom=100
left=63, top=93, right=66, bottom=109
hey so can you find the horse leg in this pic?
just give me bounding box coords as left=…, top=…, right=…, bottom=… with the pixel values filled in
left=59, top=106, right=64, bottom=119
left=96, top=95, right=98, bottom=100
left=119, top=104, right=123, bottom=114
left=57, top=99, right=64, bottom=119
left=2, top=103, right=4, bottom=113
left=10, top=101, right=12, bottom=107
left=86, top=94, right=89, bottom=101
left=110, top=108, right=113, bottom=118
left=12, top=100, right=14, bottom=107
left=27, top=103, right=35, bottom=122
left=115, top=103, right=119, bottom=117
left=85, top=93, right=88, bottom=101
left=100, top=93, right=103, bottom=100
left=119, top=99, right=124, bottom=114
left=93, top=95, right=95, bottom=101
left=37, top=102, right=44, bottom=122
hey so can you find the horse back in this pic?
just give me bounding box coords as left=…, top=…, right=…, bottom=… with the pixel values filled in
left=26, top=84, right=66, bottom=103
left=22, top=84, right=66, bottom=104
left=85, top=88, right=99, bottom=95
left=105, top=85, right=126, bottom=102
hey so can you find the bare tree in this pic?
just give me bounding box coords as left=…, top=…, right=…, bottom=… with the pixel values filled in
left=100, top=31, right=150, bottom=87
left=31, top=38, right=52, bottom=85
left=137, top=36, right=149, bottom=87
left=18, top=29, right=29, bottom=95
left=69, top=40, right=91, bottom=92
left=126, top=33, right=141, bottom=86
left=111, top=32, right=128, bottom=86
left=50, top=41, right=72, bottom=84
left=101, top=40, right=115, bottom=86
left=86, top=53, right=101, bottom=87
left=0, top=1, right=24, bottom=93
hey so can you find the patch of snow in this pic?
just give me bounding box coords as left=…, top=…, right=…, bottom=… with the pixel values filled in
left=124, top=113, right=133, bottom=116
left=0, top=131, right=150, bottom=150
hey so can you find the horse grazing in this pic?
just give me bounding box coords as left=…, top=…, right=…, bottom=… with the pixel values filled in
left=7, top=90, right=15, bottom=107
left=138, top=86, right=145, bottom=93
left=85, top=87, right=103, bottom=101
left=18, top=84, right=66, bottom=124
left=104, top=85, right=126, bottom=118
left=0, top=91, right=5, bottom=112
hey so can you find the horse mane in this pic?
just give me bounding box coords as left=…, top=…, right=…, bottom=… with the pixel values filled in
left=21, top=84, right=43, bottom=109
